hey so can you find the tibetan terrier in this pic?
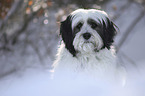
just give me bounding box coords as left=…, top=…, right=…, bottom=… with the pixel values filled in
left=53, top=9, right=126, bottom=84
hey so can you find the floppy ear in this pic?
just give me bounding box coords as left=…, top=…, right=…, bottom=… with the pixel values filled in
left=101, top=18, right=117, bottom=49
left=60, top=15, right=77, bottom=57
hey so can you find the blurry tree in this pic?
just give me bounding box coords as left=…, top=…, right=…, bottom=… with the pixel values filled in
left=0, top=0, right=109, bottom=52
left=0, top=0, right=52, bottom=51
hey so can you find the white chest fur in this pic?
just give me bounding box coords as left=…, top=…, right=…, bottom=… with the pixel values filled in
left=52, top=44, right=125, bottom=84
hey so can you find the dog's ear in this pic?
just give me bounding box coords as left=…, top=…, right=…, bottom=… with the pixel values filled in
left=60, top=15, right=77, bottom=57
left=101, top=18, right=117, bottom=49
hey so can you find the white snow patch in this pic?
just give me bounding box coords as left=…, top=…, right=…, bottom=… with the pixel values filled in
left=0, top=62, right=145, bottom=96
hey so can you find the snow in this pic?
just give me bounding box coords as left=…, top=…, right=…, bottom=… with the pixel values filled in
left=0, top=63, right=145, bottom=96
left=0, top=69, right=51, bottom=96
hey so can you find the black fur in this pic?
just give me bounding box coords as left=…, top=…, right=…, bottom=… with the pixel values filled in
left=60, top=15, right=77, bottom=57
left=87, top=17, right=117, bottom=50
left=101, top=18, right=117, bottom=49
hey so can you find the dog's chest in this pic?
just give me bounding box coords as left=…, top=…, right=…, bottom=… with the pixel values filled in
left=57, top=53, right=116, bottom=77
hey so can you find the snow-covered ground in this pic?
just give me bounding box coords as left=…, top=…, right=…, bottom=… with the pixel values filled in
left=0, top=64, right=145, bottom=96
left=0, top=0, right=145, bottom=96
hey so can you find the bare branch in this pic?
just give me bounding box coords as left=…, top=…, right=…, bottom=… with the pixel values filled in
left=10, top=8, right=43, bottom=45
left=0, top=68, right=17, bottom=78
left=116, top=9, right=145, bottom=53
left=0, top=0, right=23, bottom=29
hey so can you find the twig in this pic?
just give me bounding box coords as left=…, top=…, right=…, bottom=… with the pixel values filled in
left=120, top=51, right=136, bottom=66
left=112, top=0, right=133, bottom=21
left=0, top=68, right=17, bottom=79
left=28, top=41, right=43, bottom=62
left=0, top=0, right=23, bottom=29
left=11, top=8, right=43, bottom=45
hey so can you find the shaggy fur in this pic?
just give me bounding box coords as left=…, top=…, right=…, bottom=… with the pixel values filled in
left=52, top=9, right=125, bottom=84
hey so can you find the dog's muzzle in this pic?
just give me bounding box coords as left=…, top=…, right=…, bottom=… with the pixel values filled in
left=73, top=31, right=103, bottom=54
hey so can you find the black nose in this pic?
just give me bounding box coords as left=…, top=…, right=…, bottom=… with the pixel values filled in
left=83, top=33, right=91, bottom=40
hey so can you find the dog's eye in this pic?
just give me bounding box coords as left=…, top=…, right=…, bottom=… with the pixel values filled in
left=73, top=22, right=83, bottom=33
left=90, top=22, right=98, bottom=29
left=88, top=19, right=98, bottom=29
left=76, top=22, right=83, bottom=29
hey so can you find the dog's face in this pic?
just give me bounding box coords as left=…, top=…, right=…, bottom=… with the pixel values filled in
left=60, top=9, right=117, bottom=56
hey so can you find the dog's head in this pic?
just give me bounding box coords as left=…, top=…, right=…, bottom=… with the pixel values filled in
left=60, top=9, right=117, bottom=56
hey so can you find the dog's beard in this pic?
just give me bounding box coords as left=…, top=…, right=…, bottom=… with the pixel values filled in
left=81, top=42, right=95, bottom=53
left=73, top=34, right=101, bottom=54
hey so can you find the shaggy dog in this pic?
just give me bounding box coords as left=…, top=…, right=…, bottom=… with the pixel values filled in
left=52, top=9, right=126, bottom=84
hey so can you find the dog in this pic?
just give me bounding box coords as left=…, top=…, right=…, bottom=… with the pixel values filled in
left=52, top=9, right=126, bottom=84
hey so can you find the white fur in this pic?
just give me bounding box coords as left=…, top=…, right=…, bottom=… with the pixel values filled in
left=52, top=9, right=126, bottom=85
left=53, top=43, right=126, bottom=85
left=71, top=9, right=108, bottom=28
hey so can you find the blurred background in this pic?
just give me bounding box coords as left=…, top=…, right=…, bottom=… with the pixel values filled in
left=0, top=0, right=145, bottom=96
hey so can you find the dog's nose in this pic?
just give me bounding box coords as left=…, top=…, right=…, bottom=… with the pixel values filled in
left=83, top=33, right=91, bottom=40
